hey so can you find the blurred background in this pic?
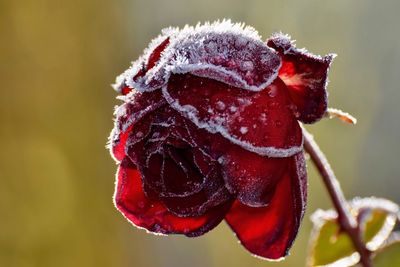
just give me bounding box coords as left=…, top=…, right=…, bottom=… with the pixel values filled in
left=1, top=0, right=399, bottom=266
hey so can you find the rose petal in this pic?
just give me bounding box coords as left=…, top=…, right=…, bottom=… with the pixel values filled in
left=216, top=143, right=289, bottom=207
left=160, top=165, right=231, bottom=217
left=163, top=73, right=303, bottom=158
left=267, top=33, right=334, bottom=123
left=125, top=109, right=232, bottom=217
left=108, top=91, right=165, bottom=162
left=225, top=152, right=307, bottom=260
left=112, top=33, right=171, bottom=94
left=162, top=146, right=204, bottom=196
left=114, top=157, right=232, bottom=237
left=120, top=21, right=281, bottom=93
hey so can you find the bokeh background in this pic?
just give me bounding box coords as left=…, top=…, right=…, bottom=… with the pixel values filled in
left=1, top=0, right=400, bottom=266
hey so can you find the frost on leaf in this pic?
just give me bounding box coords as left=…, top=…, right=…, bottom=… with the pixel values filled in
left=308, top=197, right=399, bottom=267
left=117, top=20, right=281, bottom=93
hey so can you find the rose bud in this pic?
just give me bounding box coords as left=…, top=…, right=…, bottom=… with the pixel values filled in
left=108, top=20, right=334, bottom=260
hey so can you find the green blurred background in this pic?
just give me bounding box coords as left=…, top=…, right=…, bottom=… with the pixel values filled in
left=1, top=0, right=399, bottom=266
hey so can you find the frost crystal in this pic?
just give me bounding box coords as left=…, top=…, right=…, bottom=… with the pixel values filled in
left=239, top=127, right=248, bottom=134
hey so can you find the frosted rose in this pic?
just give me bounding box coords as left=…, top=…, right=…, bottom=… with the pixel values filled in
left=109, top=20, right=334, bottom=260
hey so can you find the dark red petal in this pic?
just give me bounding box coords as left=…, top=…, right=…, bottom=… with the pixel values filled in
left=163, top=73, right=303, bottom=158
left=169, top=29, right=281, bottom=91
left=225, top=152, right=307, bottom=260
left=163, top=146, right=204, bottom=196
left=114, top=157, right=232, bottom=237
left=147, top=37, right=170, bottom=71
left=217, top=143, right=289, bottom=207
left=130, top=119, right=231, bottom=217
left=267, top=33, right=334, bottom=123
left=112, top=36, right=171, bottom=94
left=160, top=166, right=231, bottom=217
left=110, top=124, right=132, bottom=162
left=121, top=23, right=282, bottom=93
left=108, top=91, right=165, bottom=162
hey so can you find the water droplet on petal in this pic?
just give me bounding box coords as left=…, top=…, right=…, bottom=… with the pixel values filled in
left=268, top=85, right=278, bottom=98
left=215, top=101, right=226, bottom=111
left=229, top=106, right=238, bottom=113
left=137, top=201, right=145, bottom=209
left=259, top=113, right=267, bottom=123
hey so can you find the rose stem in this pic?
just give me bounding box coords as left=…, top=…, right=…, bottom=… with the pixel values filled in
left=303, top=128, right=373, bottom=267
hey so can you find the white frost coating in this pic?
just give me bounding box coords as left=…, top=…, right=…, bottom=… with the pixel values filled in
left=112, top=73, right=126, bottom=92
left=294, top=152, right=307, bottom=219
left=162, top=85, right=303, bottom=158
left=269, top=32, right=337, bottom=60
left=117, top=20, right=282, bottom=93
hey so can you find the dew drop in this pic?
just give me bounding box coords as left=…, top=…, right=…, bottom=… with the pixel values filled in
left=259, top=113, right=267, bottom=123
left=275, top=120, right=282, bottom=127
left=268, top=85, right=278, bottom=98
left=215, top=101, right=226, bottom=111
left=229, top=106, right=238, bottom=113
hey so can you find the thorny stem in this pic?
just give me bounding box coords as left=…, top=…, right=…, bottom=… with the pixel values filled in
left=303, top=129, right=373, bottom=267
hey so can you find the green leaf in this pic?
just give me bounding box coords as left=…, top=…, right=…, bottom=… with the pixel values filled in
left=355, top=198, right=398, bottom=251
left=308, top=210, right=359, bottom=267
left=362, top=210, right=387, bottom=242
left=307, top=198, right=399, bottom=267
left=373, top=240, right=400, bottom=267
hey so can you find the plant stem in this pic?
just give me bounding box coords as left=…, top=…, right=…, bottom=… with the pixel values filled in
left=303, top=129, right=373, bottom=267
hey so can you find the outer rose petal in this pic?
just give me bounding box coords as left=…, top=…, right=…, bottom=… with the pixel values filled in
left=267, top=33, right=334, bottom=123
left=113, top=21, right=282, bottom=94
left=108, top=90, right=165, bottom=162
left=216, top=142, right=289, bottom=207
left=112, top=35, right=171, bottom=94
left=163, top=73, right=303, bottom=158
left=225, top=152, right=307, bottom=260
left=115, top=157, right=233, bottom=237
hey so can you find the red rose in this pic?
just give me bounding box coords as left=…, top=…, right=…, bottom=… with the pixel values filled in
left=109, top=20, right=333, bottom=260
